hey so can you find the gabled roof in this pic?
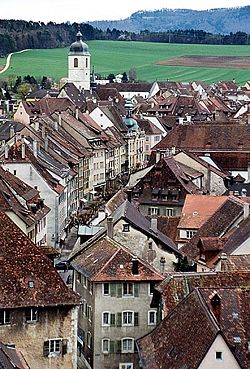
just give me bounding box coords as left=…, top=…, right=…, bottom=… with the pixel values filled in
left=154, top=124, right=250, bottom=152
left=71, top=235, right=163, bottom=282
left=0, top=212, right=80, bottom=308
left=182, top=196, right=245, bottom=259
left=139, top=285, right=250, bottom=369
left=111, top=200, right=181, bottom=255
left=223, top=216, right=250, bottom=254
left=137, top=289, right=219, bottom=369
left=21, top=97, right=74, bottom=117
left=178, top=194, right=228, bottom=229
left=59, top=82, right=86, bottom=107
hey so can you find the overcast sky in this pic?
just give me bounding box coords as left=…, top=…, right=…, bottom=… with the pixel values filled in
left=1, top=0, right=249, bottom=23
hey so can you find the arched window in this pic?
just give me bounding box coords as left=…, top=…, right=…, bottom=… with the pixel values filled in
left=74, top=58, right=78, bottom=68
left=86, top=58, right=88, bottom=68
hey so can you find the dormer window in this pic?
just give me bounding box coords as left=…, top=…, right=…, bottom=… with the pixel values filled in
left=123, top=224, right=130, bottom=232
left=28, top=281, right=34, bottom=288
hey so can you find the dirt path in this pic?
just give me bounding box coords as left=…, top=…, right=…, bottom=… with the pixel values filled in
left=0, top=49, right=30, bottom=75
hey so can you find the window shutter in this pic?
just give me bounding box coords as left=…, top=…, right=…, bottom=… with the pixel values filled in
left=116, top=340, right=121, bottom=353
left=116, top=312, right=122, bottom=327
left=134, top=340, right=138, bottom=352
left=43, top=341, right=49, bottom=357
left=62, top=339, right=68, bottom=355
left=117, top=283, right=123, bottom=298
left=134, top=283, right=139, bottom=297
left=110, top=283, right=116, bottom=297
left=134, top=312, right=139, bottom=326
left=110, top=340, right=115, bottom=353
left=110, top=313, right=116, bottom=326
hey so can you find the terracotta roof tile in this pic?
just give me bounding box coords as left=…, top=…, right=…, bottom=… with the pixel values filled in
left=0, top=212, right=80, bottom=308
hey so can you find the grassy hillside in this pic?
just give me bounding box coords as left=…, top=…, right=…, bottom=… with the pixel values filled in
left=0, top=40, right=250, bottom=84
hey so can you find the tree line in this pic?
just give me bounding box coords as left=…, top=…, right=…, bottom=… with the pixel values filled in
left=0, top=19, right=249, bottom=57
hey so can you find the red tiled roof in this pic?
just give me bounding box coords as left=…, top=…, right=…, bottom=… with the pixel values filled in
left=72, top=236, right=163, bottom=282
left=0, top=212, right=80, bottom=308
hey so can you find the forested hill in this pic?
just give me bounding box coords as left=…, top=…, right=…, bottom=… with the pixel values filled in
left=0, top=21, right=103, bottom=56
left=89, top=6, right=250, bottom=34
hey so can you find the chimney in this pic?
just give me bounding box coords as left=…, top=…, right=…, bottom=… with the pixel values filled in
left=150, top=218, right=158, bottom=234
left=248, top=162, right=250, bottom=183
left=107, top=217, right=114, bottom=238
left=34, top=121, right=39, bottom=131
left=217, top=252, right=227, bottom=272
left=132, top=256, right=139, bottom=275
left=4, top=145, right=9, bottom=159
left=243, top=203, right=249, bottom=219
left=9, top=126, right=15, bottom=139
left=127, top=189, right=132, bottom=202
left=160, top=257, right=166, bottom=274
left=41, top=125, right=46, bottom=139
left=33, top=140, right=38, bottom=158
left=21, top=143, right=26, bottom=159
left=44, top=135, right=49, bottom=152
left=75, top=107, right=79, bottom=120
left=156, top=149, right=161, bottom=163
left=58, top=112, right=61, bottom=127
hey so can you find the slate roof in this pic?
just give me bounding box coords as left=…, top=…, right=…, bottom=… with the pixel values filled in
left=59, top=82, right=86, bottom=108
left=223, top=216, right=250, bottom=254
left=111, top=200, right=181, bottom=255
left=71, top=236, right=163, bottom=282
left=0, top=121, right=25, bottom=141
left=0, top=212, right=80, bottom=308
left=0, top=342, right=30, bottom=369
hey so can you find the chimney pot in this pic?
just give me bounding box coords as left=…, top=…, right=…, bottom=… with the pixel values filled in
left=107, top=217, right=114, bottom=238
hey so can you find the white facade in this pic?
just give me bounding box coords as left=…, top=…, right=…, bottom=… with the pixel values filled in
left=198, top=334, right=240, bottom=369
left=68, top=31, right=91, bottom=91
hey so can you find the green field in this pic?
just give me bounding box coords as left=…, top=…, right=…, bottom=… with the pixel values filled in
left=0, top=41, right=250, bottom=84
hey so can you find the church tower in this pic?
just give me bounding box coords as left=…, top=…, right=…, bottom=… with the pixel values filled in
left=68, top=29, right=90, bottom=91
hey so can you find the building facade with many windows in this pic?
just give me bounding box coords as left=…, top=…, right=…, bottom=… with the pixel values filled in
left=70, top=234, right=163, bottom=369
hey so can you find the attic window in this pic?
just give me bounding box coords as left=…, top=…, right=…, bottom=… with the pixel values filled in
left=233, top=337, right=241, bottom=343
left=216, top=351, right=222, bottom=360
left=232, top=312, right=239, bottom=319
left=28, top=281, right=34, bottom=288
left=123, top=224, right=130, bottom=232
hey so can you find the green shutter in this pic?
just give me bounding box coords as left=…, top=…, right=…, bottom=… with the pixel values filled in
left=62, top=339, right=68, bottom=355
left=117, top=283, right=123, bottom=298
left=134, top=312, right=139, bottom=326
left=116, top=340, right=121, bottom=353
left=110, top=313, right=116, bottom=326
left=116, top=312, right=122, bottom=327
left=110, top=283, right=116, bottom=297
left=134, top=283, right=139, bottom=297
left=110, top=340, right=115, bottom=353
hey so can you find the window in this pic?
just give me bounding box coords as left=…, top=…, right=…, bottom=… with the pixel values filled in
left=74, top=58, right=78, bottom=67
left=186, top=230, right=196, bottom=239
left=43, top=339, right=67, bottom=357
left=86, top=58, right=88, bottom=68
left=87, top=306, right=92, bottom=322
left=148, top=207, right=160, bottom=216
left=122, top=338, right=134, bottom=353
left=166, top=208, right=174, bottom=217
left=102, top=338, right=110, bottom=353
left=102, top=312, right=110, bottom=326
left=123, top=283, right=133, bottom=296
left=25, top=308, right=38, bottom=323
left=216, top=351, right=223, bottom=360
left=119, top=364, right=133, bottom=369
left=149, top=282, right=156, bottom=295
left=103, top=283, right=110, bottom=296
left=122, top=311, right=133, bottom=326
left=148, top=310, right=157, bottom=325
left=122, top=224, right=130, bottom=232
left=0, top=310, right=10, bottom=325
